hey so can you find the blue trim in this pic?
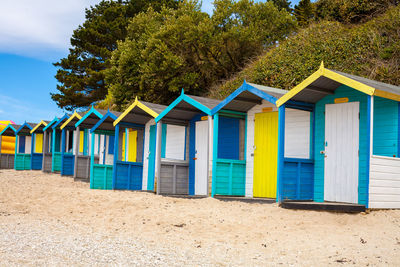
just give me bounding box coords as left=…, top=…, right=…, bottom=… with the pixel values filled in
left=90, top=111, right=118, bottom=133
left=183, top=126, right=187, bottom=161
left=211, top=81, right=279, bottom=115
left=51, top=114, right=70, bottom=130
left=155, top=93, right=212, bottom=123
left=285, top=101, right=315, bottom=112
left=83, top=129, right=88, bottom=156
left=75, top=107, right=103, bottom=127
left=14, top=133, right=18, bottom=169
left=211, top=113, right=219, bottom=197
left=41, top=117, right=58, bottom=132
left=161, top=124, right=167, bottom=158
left=284, top=157, right=313, bottom=163
left=51, top=129, right=56, bottom=172
left=112, top=124, right=120, bottom=190
left=15, top=122, right=33, bottom=135
left=365, top=96, right=372, bottom=208
left=60, top=129, right=66, bottom=175
left=90, top=132, right=95, bottom=189
left=0, top=124, right=17, bottom=136
left=147, top=124, right=157, bottom=191
left=117, top=122, right=145, bottom=129
left=244, top=115, right=247, bottom=161
left=277, top=105, right=285, bottom=203
left=398, top=102, right=400, bottom=158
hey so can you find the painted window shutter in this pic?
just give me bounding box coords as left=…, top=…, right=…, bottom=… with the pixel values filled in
left=19, top=136, right=26, bottom=153
left=218, top=116, right=240, bottom=160
left=108, top=135, right=114, bottom=155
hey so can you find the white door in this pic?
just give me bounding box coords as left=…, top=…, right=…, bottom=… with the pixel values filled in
left=324, top=102, right=359, bottom=203
left=195, top=120, right=208, bottom=195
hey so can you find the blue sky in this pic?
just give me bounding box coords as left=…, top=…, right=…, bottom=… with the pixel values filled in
left=0, top=0, right=302, bottom=124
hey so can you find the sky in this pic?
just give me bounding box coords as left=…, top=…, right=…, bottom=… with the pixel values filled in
left=0, top=0, right=302, bottom=125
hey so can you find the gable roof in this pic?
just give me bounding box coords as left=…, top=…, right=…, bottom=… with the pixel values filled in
left=91, top=110, right=122, bottom=133
left=60, top=111, right=84, bottom=130
left=0, top=124, right=19, bottom=136
left=30, top=120, right=51, bottom=134
left=16, top=122, right=35, bottom=135
left=276, top=62, right=400, bottom=107
left=50, top=114, right=70, bottom=130
left=74, top=107, right=106, bottom=129
left=155, top=91, right=221, bottom=123
left=211, top=81, right=288, bottom=114
left=113, top=97, right=167, bottom=126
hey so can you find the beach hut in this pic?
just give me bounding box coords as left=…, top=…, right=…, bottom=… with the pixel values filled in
left=50, top=114, right=70, bottom=173
left=89, top=110, right=122, bottom=189
left=154, top=92, right=220, bottom=195
left=14, top=122, right=36, bottom=170
left=210, top=81, right=313, bottom=198
left=29, top=120, right=51, bottom=170
left=60, top=107, right=107, bottom=182
left=39, top=117, right=59, bottom=172
left=276, top=62, right=400, bottom=209
left=0, top=123, right=18, bottom=169
left=111, top=98, right=166, bottom=191
left=59, top=108, right=104, bottom=180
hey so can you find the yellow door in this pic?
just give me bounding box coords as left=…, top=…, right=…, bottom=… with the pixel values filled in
left=253, top=112, right=278, bottom=198
left=35, top=133, right=43, bottom=153
left=127, top=129, right=137, bottom=162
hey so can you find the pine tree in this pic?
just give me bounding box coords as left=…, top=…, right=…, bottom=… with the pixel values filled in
left=294, top=0, right=314, bottom=26
left=51, top=0, right=179, bottom=111
left=270, top=0, right=292, bottom=12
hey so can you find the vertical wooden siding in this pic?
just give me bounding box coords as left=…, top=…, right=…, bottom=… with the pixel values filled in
left=314, top=85, right=368, bottom=205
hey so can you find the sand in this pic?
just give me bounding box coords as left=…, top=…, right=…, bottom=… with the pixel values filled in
left=0, top=169, right=399, bottom=266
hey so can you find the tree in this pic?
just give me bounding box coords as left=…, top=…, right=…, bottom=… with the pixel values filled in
left=51, top=0, right=180, bottom=111
left=269, top=0, right=292, bottom=12
left=294, top=0, right=314, bottom=27
left=105, top=0, right=297, bottom=109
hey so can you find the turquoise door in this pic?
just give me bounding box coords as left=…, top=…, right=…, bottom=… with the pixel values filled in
left=147, top=125, right=156, bottom=190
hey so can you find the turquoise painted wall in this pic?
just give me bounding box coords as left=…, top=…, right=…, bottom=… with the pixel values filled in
left=373, top=96, right=399, bottom=157
left=314, top=85, right=368, bottom=205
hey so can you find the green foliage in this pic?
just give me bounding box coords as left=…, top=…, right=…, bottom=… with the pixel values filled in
left=52, top=0, right=180, bottom=111
left=294, top=0, right=315, bottom=27
left=210, top=5, right=400, bottom=99
left=314, top=0, right=399, bottom=24
left=106, top=0, right=296, bottom=109
left=269, top=0, right=292, bottom=12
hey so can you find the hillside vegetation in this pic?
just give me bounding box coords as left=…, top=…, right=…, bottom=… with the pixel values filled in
left=209, top=5, right=400, bottom=99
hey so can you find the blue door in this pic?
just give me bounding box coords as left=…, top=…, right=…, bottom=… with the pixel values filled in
left=147, top=125, right=156, bottom=190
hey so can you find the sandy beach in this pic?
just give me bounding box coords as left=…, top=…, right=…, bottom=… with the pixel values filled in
left=0, top=169, right=399, bottom=266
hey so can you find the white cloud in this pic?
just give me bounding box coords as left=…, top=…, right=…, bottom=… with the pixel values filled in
left=0, top=94, right=63, bottom=125
left=0, top=0, right=101, bottom=60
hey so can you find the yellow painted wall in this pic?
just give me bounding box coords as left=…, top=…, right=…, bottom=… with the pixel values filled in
left=79, top=131, right=84, bottom=153
left=253, top=112, right=278, bottom=198
left=0, top=121, right=16, bottom=154
left=128, top=129, right=137, bottom=162
left=35, top=133, right=43, bottom=153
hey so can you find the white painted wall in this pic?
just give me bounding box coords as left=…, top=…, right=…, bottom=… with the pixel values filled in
left=105, top=135, right=114, bottom=165
left=25, top=136, right=32, bottom=154
left=165, top=125, right=186, bottom=160
left=369, top=155, right=400, bottom=209
left=284, top=108, right=311, bottom=159
left=142, top=119, right=155, bottom=190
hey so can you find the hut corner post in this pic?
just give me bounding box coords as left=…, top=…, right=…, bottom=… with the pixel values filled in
left=207, top=115, right=213, bottom=196
left=155, top=122, right=162, bottom=194
left=14, top=135, right=18, bottom=169
left=211, top=113, right=219, bottom=197
left=30, top=134, right=35, bottom=169
left=74, top=127, right=80, bottom=178
left=42, top=131, right=47, bottom=170
left=277, top=105, right=285, bottom=204
left=51, top=129, right=56, bottom=172
left=365, top=95, right=374, bottom=209
left=60, top=129, right=66, bottom=175
left=90, top=132, right=95, bottom=189
left=112, top=124, right=120, bottom=190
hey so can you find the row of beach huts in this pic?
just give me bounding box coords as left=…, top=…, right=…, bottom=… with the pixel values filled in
left=1, top=63, right=400, bottom=210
